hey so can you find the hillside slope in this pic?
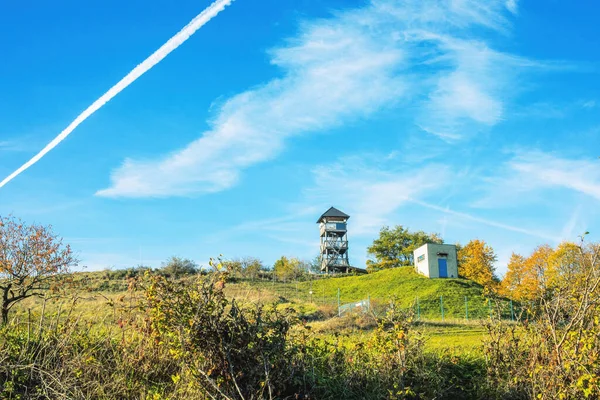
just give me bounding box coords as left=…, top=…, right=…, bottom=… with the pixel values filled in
left=298, top=267, right=498, bottom=319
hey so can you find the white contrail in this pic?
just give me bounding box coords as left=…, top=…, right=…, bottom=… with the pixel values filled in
left=0, top=0, right=233, bottom=189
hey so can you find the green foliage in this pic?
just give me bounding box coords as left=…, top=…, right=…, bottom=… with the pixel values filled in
left=273, top=256, right=309, bottom=281
left=158, top=256, right=198, bottom=278
left=0, top=306, right=179, bottom=399
left=0, top=267, right=491, bottom=399
left=294, top=303, right=487, bottom=399
left=240, top=256, right=263, bottom=280
left=10, top=240, right=600, bottom=399
left=366, top=226, right=443, bottom=272
left=223, top=257, right=265, bottom=281
left=143, top=271, right=300, bottom=399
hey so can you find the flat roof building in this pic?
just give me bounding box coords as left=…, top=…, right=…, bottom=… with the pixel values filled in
left=413, top=243, right=458, bottom=278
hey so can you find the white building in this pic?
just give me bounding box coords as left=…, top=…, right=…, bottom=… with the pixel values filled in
left=413, top=243, right=458, bottom=278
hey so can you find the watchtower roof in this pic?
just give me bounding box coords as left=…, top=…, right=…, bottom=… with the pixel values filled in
left=316, top=207, right=350, bottom=223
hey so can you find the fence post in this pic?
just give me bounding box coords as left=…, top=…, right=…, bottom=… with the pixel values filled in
left=440, top=295, right=444, bottom=321
left=488, top=298, right=492, bottom=318
left=465, top=296, right=469, bottom=321
left=416, top=297, right=420, bottom=321
left=367, top=294, right=371, bottom=313
left=510, top=300, right=514, bottom=321
left=337, top=288, right=341, bottom=317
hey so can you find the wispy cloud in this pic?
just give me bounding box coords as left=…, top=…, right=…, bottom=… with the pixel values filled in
left=505, top=0, right=519, bottom=15
left=415, top=37, right=507, bottom=140
left=474, top=150, right=600, bottom=208
left=0, top=140, right=29, bottom=152
left=511, top=151, right=600, bottom=200
left=306, top=154, right=557, bottom=241
left=408, top=197, right=559, bottom=242
left=307, top=157, right=452, bottom=235
left=98, top=0, right=527, bottom=198
left=560, top=205, right=583, bottom=241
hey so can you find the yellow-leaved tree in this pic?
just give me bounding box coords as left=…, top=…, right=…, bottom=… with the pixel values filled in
left=457, top=239, right=498, bottom=290
left=546, top=241, right=582, bottom=289
left=500, top=253, right=528, bottom=300
left=501, top=244, right=554, bottom=301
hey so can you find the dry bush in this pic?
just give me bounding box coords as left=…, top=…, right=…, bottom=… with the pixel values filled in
left=1, top=270, right=489, bottom=399
left=484, top=241, right=600, bottom=399
left=308, top=312, right=376, bottom=334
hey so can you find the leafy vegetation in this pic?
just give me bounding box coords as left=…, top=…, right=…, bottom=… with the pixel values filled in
left=0, top=215, right=78, bottom=325
left=366, top=225, right=443, bottom=272
left=158, top=256, right=198, bottom=278
left=272, top=256, right=311, bottom=282
left=457, top=239, right=498, bottom=291
left=3, top=216, right=600, bottom=399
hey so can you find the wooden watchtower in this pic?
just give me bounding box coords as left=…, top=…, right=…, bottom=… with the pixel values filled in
left=317, top=207, right=351, bottom=273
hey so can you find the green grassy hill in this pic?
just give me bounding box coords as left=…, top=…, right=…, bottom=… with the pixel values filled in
left=288, top=267, right=507, bottom=320
left=68, top=267, right=511, bottom=321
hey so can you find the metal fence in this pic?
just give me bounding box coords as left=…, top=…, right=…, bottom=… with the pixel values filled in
left=226, top=282, right=521, bottom=322
left=338, top=298, right=371, bottom=317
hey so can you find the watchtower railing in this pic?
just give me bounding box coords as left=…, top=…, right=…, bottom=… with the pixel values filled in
left=320, top=223, right=347, bottom=236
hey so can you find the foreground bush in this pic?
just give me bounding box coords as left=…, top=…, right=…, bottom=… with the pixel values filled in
left=1, top=270, right=488, bottom=399
left=484, top=242, right=600, bottom=399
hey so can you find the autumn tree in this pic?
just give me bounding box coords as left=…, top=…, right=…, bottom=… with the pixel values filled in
left=366, top=225, right=443, bottom=272
left=457, top=239, right=498, bottom=289
left=0, top=216, right=78, bottom=325
left=500, top=253, right=528, bottom=300
left=546, top=241, right=582, bottom=289
left=487, top=239, right=600, bottom=398
left=501, top=245, right=554, bottom=301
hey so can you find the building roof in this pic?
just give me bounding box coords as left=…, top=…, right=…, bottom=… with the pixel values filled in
left=317, top=207, right=350, bottom=223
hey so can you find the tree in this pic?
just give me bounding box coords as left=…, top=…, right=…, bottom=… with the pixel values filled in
left=240, top=257, right=263, bottom=281
left=501, top=245, right=553, bottom=301
left=486, top=240, right=600, bottom=398
left=457, top=239, right=498, bottom=289
left=159, top=256, right=198, bottom=279
left=500, top=252, right=528, bottom=300
left=309, top=255, right=323, bottom=274
left=221, top=258, right=242, bottom=278
left=546, top=242, right=581, bottom=289
left=273, top=256, right=305, bottom=282
left=0, top=216, right=78, bottom=325
left=366, top=226, right=443, bottom=272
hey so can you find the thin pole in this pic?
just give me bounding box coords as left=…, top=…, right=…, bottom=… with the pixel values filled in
left=488, top=298, right=492, bottom=318
left=465, top=296, right=469, bottom=321
left=510, top=300, right=514, bottom=321
left=417, top=297, right=420, bottom=321
left=440, top=295, right=444, bottom=321
left=367, top=294, right=371, bottom=313
left=337, top=288, right=341, bottom=317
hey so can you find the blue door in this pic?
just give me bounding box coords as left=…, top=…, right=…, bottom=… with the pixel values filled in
left=438, top=258, right=448, bottom=278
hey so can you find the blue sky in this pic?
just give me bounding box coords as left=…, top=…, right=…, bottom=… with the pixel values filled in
left=1, top=0, right=599, bottom=275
